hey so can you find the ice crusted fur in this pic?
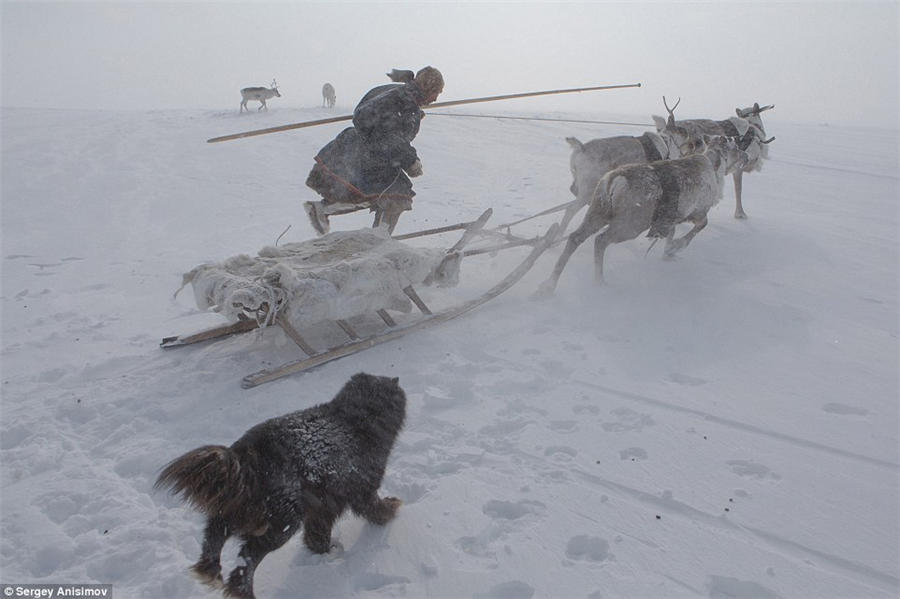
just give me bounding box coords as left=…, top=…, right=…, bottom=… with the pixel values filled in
left=155, top=373, right=407, bottom=599
left=183, top=228, right=456, bottom=327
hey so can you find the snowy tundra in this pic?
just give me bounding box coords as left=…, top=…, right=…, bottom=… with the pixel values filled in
left=1, top=105, right=897, bottom=598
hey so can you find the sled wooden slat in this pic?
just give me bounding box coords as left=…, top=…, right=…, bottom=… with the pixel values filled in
left=403, top=286, right=433, bottom=315
left=376, top=309, right=397, bottom=327
left=161, top=318, right=260, bottom=348
left=335, top=319, right=360, bottom=340
left=275, top=317, right=317, bottom=356
left=494, top=199, right=579, bottom=230
left=241, top=223, right=558, bottom=388
left=462, top=238, right=538, bottom=257
left=392, top=209, right=490, bottom=243
left=477, top=227, right=533, bottom=244
left=449, top=208, right=492, bottom=252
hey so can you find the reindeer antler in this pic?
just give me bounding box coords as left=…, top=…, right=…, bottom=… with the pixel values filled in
left=662, top=96, right=681, bottom=116
left=760, top=136, right=775, bottom=144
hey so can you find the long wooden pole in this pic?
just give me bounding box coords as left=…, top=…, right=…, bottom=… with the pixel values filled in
left=427, top=113, right=653, bottom=127
left=206, top=82, right=641, bottom=143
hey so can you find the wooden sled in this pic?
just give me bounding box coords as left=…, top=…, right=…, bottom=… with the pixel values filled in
left=162, top=210, right=557, bottom=388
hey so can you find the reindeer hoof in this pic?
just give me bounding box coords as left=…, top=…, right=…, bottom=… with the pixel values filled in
left=531, top=281, right=555, bottom=300
left=663, top=248, right=681, bottom=260
left=734, top=212, right=748, bottom=219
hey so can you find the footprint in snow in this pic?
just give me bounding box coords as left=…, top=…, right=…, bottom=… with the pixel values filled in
left=473, top=580, right=535, bottom=599
left=34, top=492, right=89, bottom=525
left=543, top=446, right=577, bottom=461
left=547, top=420, right=578, bottom=433
left=352, top=572, right=410, bottom=592
left=456, top=501, right=546, bottom=559
left=822, top=402, right=869, bottom=416
left=619, top=447, right=648, bottom=461
left=726, top=460, right=781, bottom=481
left=668, top=372, right=708, bottom=386
left=707, top=575, right=781, bottom=598
left=565, top=535, right=613, bottom=563
left=573, top=404, right=601, bottom=416
left=601, top=408, right=655, bottom=433
left=421, top=386, right=463, bottom=413
left=482, top=499, right=546, bottom=521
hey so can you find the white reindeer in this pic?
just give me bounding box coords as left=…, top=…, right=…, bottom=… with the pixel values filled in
left=653, top=102, right=774, bottom=218
left=559, top=97, right=698, bottom=237
left=535, top=136, right=748, bottom=296
left=322, top=83, right=336, bottom=108
left=240, top=80, right=281, bottom=113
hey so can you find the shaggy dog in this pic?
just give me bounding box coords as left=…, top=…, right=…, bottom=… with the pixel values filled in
left=155, top=373, right=407, bottom=599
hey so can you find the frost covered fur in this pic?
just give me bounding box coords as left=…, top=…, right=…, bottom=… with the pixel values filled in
left=155, top=373, right=407, bottom=599
left=181, top=228, right=457, bottom=328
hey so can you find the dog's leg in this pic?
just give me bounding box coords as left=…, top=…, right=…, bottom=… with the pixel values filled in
left=302, top=503, right=343, bottom=554
left=192, top=516, right=229, bottom=588
left=351, top=492, right=402, bottom=525
left=224, top=526, right=296, bottom=599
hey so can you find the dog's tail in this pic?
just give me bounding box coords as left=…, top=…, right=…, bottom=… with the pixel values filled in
left=155, top=445, right=250, bottom=518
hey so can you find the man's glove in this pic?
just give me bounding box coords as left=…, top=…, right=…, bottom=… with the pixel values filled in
left=407, top=159, right=423, bottom=178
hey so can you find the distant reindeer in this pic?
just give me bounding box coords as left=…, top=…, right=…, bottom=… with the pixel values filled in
left=240, top=79, right=281, bottom=113
left=653, top=101, right=775, bottom=218
left=535, top=135, right=748, bottom=296
left=559, top=97, right=698, bottom=237
left=322, top=83, right=336, bottom=108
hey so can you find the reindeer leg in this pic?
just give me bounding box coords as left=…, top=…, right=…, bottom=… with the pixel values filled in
left=593, top=222, right=640, bottom=282
left=733, top=171, right=747, bottom=219
left=593, top=232, right=611, bottom=282
left=664, top=215, right=708, bottom=257
left=533, top=209, right=604, bottom=298
left=555, top=200, right=584, bottom=241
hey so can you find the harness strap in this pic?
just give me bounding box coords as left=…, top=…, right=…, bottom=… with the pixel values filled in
left=638, top=132, right=663, bottom=162
left=646, top=163, right=682, bottom=239
left=720, top=120, right=740, bottom=138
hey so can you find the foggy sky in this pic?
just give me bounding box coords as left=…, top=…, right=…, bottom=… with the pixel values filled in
left=2, top=1, right=897, bottom=127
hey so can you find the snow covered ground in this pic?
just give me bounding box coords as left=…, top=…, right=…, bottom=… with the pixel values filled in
left=1, top=104, right=897, bottom=599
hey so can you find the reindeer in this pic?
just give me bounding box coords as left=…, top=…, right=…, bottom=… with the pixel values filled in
left=240, top=80, right=281, bottom=113
left=653, top=101, right=775, bottom=218
left=559, top=97, right=698, bottom=237
left=322, top=83, right=336, bottom=108
left=535, top=136, right=748, bottom=296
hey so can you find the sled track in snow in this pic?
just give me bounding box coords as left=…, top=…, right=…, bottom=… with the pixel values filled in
left=570, top=377, right=900, bottom=472
left=478, top=351, right=899, bottom=472
left=770, top=156, right=900, bottom=181
left=568, top=467, right=900, bottom=594
left=464, top=436, right=900, bottom=595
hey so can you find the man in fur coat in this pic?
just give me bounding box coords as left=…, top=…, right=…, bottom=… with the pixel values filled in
left=304, top=66, right=444, bottom=235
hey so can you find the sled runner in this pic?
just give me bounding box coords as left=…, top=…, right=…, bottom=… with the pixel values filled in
left=162, top=209, right=557, bottom=388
